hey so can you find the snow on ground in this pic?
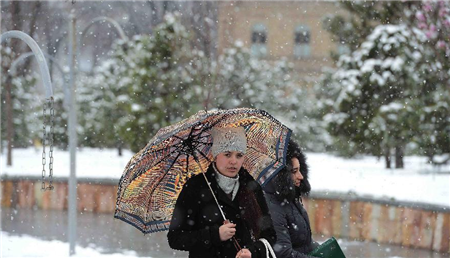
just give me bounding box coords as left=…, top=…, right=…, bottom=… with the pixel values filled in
left=307, top=153, right=450, bottom=207
left=0, top=231, right=137, bottom=258
left=1, top=147, right=449, bottom=207
left=0, top=148, right=132, bottom=180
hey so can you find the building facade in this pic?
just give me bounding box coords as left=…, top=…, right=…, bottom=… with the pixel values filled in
left=218, top=1, right=347, bottom=83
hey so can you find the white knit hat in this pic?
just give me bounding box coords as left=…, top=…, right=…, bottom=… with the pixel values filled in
left=211, top=127, right=247, bottom=158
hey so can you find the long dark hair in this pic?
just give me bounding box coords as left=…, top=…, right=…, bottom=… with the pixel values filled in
left=273, top=139, right=311, bottom=201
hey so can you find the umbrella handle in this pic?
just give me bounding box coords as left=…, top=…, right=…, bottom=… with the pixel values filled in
left=224, top=220, right=243, bottom=251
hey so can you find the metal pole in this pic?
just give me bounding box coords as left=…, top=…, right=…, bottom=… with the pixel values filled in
left=68, top=10, right=78, bottom=256
left=66, top=13, right=127, bottom=255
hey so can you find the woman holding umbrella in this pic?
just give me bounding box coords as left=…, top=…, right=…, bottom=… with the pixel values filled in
left=263, top=139, right=319, bottom=258
left=167, top=127, right=277, bottom=258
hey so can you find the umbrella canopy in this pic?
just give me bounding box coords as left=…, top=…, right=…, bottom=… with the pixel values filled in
left=114, top=108, right=292, bottom=234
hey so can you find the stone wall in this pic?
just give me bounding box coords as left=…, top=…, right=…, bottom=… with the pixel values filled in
left=302, top=194, right=450, bottom=253
left=1, top=177, right=449, bottom=253
left=1, top=178, right=116, bottom=213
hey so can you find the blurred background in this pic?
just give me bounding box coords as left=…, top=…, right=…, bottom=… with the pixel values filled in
left=1, top=1, right=449, bottom=257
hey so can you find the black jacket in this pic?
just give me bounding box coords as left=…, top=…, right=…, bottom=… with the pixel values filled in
left=263, top=141, right=319, bottom=258
left=167, top=164, right=277, bottom=258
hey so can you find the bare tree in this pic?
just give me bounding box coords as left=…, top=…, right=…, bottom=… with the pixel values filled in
left=183, top=1, right=218, bottom=59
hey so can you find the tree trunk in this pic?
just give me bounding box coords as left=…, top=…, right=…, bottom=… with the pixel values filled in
left=395, top=146, right=404, bottom=168
left=5, top=0, right=23, bottom=167
left=5, top=76, right=13, bottom=166
left=148, top=1, right=159, bottom=27
left=17, top=2, right=42, bottom=74
left=384, top=147, right=391, bottom=169
left=203, top=83, right=212, bottom=110
left=117, top=141, right=123, bottom=157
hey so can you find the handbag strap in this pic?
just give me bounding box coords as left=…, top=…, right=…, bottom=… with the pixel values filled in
left=259, top=238, right=276, bottom=258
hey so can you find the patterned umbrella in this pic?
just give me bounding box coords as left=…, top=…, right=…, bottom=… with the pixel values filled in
left=114, top=108, right=291, bottom=234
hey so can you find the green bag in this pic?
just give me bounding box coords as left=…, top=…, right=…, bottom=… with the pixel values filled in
left=308, top=237, right=346, bottom=258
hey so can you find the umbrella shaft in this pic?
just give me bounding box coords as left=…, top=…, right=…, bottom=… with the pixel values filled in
left=201, top=172, right=227, bottom=221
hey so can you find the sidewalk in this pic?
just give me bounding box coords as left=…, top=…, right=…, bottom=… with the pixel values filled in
left=1, top=207, right=449, bottom=258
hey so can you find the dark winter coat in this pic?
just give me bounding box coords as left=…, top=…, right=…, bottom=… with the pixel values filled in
left=263, top=141, right=319, bottom=258
left=167, top=164, right=277, bottom=258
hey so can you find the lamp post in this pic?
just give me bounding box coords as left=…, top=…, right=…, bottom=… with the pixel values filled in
left=67, top=11, right=77, bottom=255
left=1, top=15, right=127, bottom=256
left=67, top=10, right=128, bottom=255
left=1, top=30, right=55, bottom=188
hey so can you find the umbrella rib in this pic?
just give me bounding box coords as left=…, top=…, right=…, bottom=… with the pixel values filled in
left=145, top=152, right=183, bottom=215
left=189, top=138, right=212, bottom=146
left=132, top=148, right=181, bottom=181
left=193, top=134, right=210, bottom=140
left=145, top=145, right=176, bottom=155
left=149, top=131, right=202, bottom=166
left=195, top=149, right=212, bottom=163
left=171, top=130, right=208, bottom=142
left=141, top=126, right=199, bottom=216
left=185, top=153, right=190, bottom=176
left=186, top=118, right=227, bottom=145
left=172, top=135, right=184, bottom=141
left=170, top=128, right=211, bottom=151
left=172, top=125, right=196, bottom=142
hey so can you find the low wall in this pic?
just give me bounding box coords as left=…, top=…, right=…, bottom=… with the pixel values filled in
left=302, top=193, right=450, bottom=254
left=1, top=177, right=117, bottom=213
left=1, top=176, right=449, bottom=253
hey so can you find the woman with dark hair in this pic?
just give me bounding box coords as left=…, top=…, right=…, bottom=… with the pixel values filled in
left=263, top=139, right=319, bottom=258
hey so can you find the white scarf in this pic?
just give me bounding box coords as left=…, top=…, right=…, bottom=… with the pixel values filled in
left=213, top=163, right=240, bottom=200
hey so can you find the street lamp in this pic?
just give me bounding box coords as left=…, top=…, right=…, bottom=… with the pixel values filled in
left=67, top=11, right=128, bottom=256
left=1, top=16, right=128, bottom=256
left=1, top=30, right=55, bottom=190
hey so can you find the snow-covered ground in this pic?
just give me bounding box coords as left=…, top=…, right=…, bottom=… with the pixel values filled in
left=1, top=147, right=449, bottom=207
left=308, top=153, right=450, bottom=207
left=4, top=230, right=446, bottom=258
left=0, top=231, right=136, bottom=258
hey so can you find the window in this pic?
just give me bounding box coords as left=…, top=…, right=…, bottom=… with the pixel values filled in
left=251, top=24, right=267, bottom=57
left=294, top=25, right=311, bottom=58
